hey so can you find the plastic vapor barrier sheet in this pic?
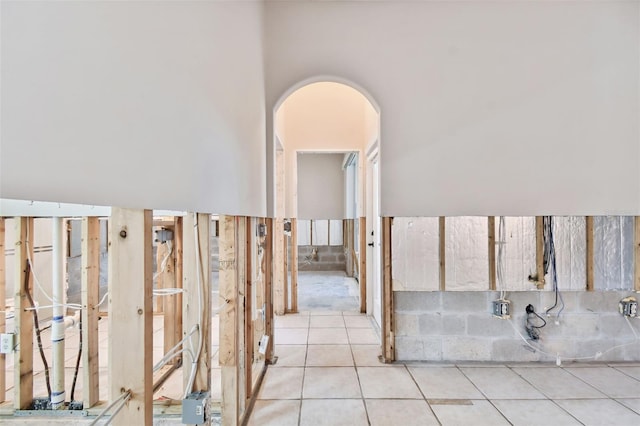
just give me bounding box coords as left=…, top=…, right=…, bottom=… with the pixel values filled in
left=392, top=217, right=439, bottom=291
left=594, top=216, right=634, bottom=290
left=499, top=217, right=537, bottom=291
left=445, top=217, right=488, bottom=291
left=552, top=216, right=587, bottom=291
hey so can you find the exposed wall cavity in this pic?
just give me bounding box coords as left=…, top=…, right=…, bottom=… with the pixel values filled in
left=393, top=216, right=635, bottom=292
left=594, top=216, right=635, bottom=291
left=392, top=215, right=639, bottom=362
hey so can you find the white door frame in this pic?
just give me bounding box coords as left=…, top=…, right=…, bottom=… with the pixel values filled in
left=366, top=140, right=382, bottom=326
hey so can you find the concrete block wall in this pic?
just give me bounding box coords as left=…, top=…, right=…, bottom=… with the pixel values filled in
left=395, top=291, right=640, bottom=363
left=297, top=245, right=346, bottom=271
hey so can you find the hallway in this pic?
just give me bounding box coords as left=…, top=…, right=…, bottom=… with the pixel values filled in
left=247, top=311, right=640, bottom=425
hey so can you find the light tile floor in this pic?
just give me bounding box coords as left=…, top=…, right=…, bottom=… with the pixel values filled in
left=248, top=310, right=640, bottom=426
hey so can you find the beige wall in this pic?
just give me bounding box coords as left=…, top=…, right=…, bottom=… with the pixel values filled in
left=265, top=1, right=640, bottom=216
left=1, top=1, right=267, bottom=216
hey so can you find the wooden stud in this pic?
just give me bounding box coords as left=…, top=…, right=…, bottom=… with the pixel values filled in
left=535, top=217, right=546, bottom=289
left=154, top=242, right=166, bottom=313
left=359, top=217, right=367, bottom=314
left=219, top=215, right=238, bottom=426
left=14, top=217, right=34, bottom=410
left=290, top=218, right=298, bottom=313
left=236, top=217, right=247, bottom=413
left=81, top=217, right=100, bottom=408
left=488, top=217, right=496, bottom=291
left=635, top=217, right=640, bottom=291
left=245, top=217, right=253, bottom=400
left=0, top=218, right=5, bottom=403
left=273, top=219, right=285, bottom=315
left=439, top=217, right=446, bottom=291
left=169, top=218, right=183, bottom=361
left=283, top=227, right=289, bottom=313
left=381, top=217, right=394, bottom=363
left=264, top=218, right=275, bottom=363
left=182, top=213, right=211, bottom=394
left=108, top=208, right=153, bottom=425
left=586, top=216, right=595, bottom=291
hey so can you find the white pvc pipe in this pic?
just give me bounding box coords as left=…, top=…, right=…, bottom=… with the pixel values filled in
left=51, top=217, right=66, bottom=409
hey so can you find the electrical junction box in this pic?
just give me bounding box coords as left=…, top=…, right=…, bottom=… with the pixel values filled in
left=619, top=297, right=638, bottom=318
left=492, top=299, right=511, bottom=319
left=155, top=228, right=174, bottom=243
left=0, top=333, right=15, bottom=354
left=182, top=391, right=209, bottom=425
left=258, top=335, right=269, bottom=355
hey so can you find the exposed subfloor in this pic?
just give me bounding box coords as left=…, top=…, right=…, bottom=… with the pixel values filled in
left=249, top=311, right=640, bottom=425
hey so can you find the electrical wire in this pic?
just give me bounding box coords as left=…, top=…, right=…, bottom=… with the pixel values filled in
left=524, top=304, right=546, bottom=340
left=509, top=314, right=640, bottom=363
left=23, top=261, right=52, bottom=399
left=70, top=313, right=82, bottom=402
left=496, top=216, right=507, bottom=300
left=25, top=222, right=82, bottom=311
left=542, top=216, right=565, bottom=318
left=183, top=213, right=205, bottom=399
left=89, top=389, right=131, bottom=426
left=153, top=324, right=199, bottom=373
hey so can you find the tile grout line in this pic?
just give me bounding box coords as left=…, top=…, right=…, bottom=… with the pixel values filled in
left=456, top=365, right=513, bottom=425
left=297, top=314, right=311, bottom=426
left=505, top=364, right=584, bottom=425
left=403, top=363, right=443, bottom=426
left=347, top=310, right=372, bottom=426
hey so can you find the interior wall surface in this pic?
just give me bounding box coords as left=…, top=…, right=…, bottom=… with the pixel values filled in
left=297, top=153, right=345, bottom=220
left=1, top=0, right=266, bottom=217
left=264, top=1, right=640, bottom=217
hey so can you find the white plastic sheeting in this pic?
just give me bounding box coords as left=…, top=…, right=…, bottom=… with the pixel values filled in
left=297, top=219, right=311, bottom=245
left=594, top=216, right=634, bottom=290
left=392, top=215, right=636, bottom=292
left=445, top=217, right=489, bottom=291
left=296, top=219, right=344, bottom=246
left=499, top=217, right=538, bottom=291
left=329, top=219, right=343, bottom=246
left=552, top=216, right=587, bottom=291
left=392, top=217, right=440, bottom=291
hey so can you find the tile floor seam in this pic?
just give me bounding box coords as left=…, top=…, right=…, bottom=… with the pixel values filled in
left=612, top=365, right=640, bottom=383
left=456, top=365, right=514, bottom=425
left=506, top=365, right=587, bottom=425
left=403, top=362, right=443, bottom=426
left=561, top=366, right=622, bottom=399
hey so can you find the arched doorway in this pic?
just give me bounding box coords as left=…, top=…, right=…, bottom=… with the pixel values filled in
left=271, top=78, right=382, bottom=327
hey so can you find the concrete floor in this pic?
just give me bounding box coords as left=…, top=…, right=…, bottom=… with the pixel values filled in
left=296, top=271, right=360, bottom=313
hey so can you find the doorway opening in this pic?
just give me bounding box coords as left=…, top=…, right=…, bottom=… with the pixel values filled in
left=273, top=79, right=381, bottom=326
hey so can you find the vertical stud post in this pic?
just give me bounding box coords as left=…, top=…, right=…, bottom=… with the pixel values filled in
left=82, top=217, right=100, bottom=408
left=108, top=208, right=153, bottom=425
left=381, top=217, right=394, bottom=363
left=14, top=217, right=34, bottom=410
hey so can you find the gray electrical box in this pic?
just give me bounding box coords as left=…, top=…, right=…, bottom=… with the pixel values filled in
left=1, top=333, right=15, bottom=354
left=182, top=391, right=209, bottom=425
left=492, top=299, right=511, bottom=319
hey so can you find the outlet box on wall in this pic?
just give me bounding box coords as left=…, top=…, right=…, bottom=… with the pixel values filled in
left=0, top=333, right=15, bottom=354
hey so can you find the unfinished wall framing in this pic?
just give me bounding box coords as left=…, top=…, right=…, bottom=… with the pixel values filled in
left=393, top=215, right=640, bottom=363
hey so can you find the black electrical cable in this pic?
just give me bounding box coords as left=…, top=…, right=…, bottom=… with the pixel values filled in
left=24, top=261, right=52, bottom=399
left=70, top=313, right=82, bottom=402
left=525, top=304, right=546, bottom=340
left=542, top=216, right=564, bottom=316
